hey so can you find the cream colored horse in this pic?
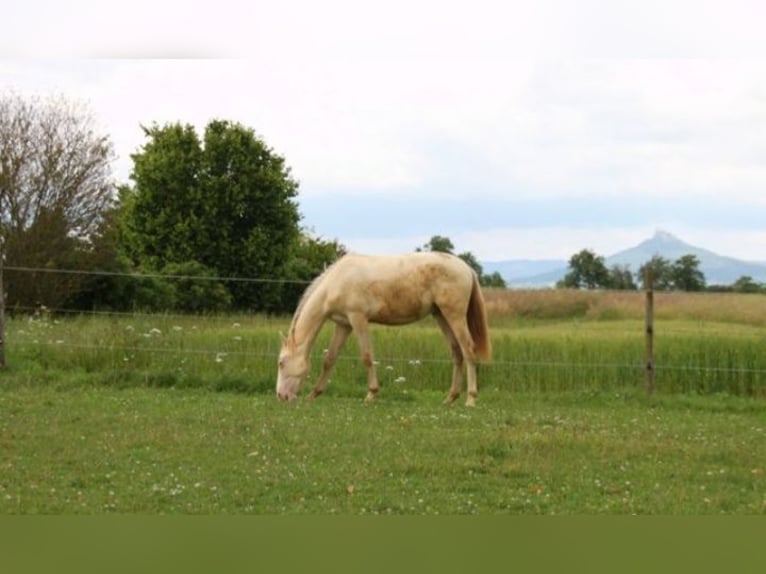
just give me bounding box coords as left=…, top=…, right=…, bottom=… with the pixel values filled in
left=276, top=252, right=491, bottom=406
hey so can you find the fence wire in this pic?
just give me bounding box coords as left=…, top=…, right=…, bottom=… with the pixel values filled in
left=10, top=330, right=766, bottom=377
left=2, top=265, right=313, bottom=285
left=4, top=265, right=766, bottom=384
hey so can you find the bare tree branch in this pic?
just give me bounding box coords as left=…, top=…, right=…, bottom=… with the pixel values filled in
left=0, top=91, right=116, bottom=307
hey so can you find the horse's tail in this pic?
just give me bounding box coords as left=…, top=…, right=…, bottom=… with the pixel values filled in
left=467, top=273, right=492, bottom=361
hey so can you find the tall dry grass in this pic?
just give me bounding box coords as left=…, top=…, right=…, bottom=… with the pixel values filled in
left=484, top=288, right=766, bottom=326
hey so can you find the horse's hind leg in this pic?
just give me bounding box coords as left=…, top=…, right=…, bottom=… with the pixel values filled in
left=309, top=323, right=351, bottom=399
left=439, top=311, right=478, bottom=407
left=434, top=313, right=464, bottom=404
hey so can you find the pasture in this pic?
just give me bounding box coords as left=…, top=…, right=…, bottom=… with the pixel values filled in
left=2, top=289, right=766, bottom=514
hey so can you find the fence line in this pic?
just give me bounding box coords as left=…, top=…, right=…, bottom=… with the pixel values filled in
left=4, top=265, right=766, bottom=388
left=2, top=265, right=314, bottom=285
left=12, top=338, right=766, bottom=376
left=5, top=303, right=757, bottom=340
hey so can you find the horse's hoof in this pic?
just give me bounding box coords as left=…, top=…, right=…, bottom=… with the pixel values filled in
left=465, top=396, right=477, bottom=408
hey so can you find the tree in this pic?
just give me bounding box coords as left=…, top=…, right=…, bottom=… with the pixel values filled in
left=159, top=261, right=232, bottom=313
left=64, top=201, right=144, bottom=311
left=120, top=120, right=301, bottom=311
left=118, top=123, right=202, bottom=269
left=417, top=235, right=455, bottom=254
left=482, top=271, right=507, bottom=288
left=732, top=275, right=764, bottom=294
left=637, top=255, right=674, bottom=290
left=0, top=92, right=115, bottom=308
left=671, top=254, right=706, bottom=291
left=637, top=254, right=706, bottom=291
left=608, top=264, right=637, bottom=290
left=558, top=249, right=610, bottom=289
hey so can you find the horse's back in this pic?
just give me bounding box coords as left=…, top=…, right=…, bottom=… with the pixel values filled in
left=334, top=252, right=472, bottom=286
left=322, top=252, right=475, bottom=324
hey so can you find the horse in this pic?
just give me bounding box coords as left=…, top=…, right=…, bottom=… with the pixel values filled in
left=276, top=251, right=492, bottom=406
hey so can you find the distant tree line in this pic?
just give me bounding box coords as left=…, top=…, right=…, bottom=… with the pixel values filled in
left=557, top=249, right=766, bottom=293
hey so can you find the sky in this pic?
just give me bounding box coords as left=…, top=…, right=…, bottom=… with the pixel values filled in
left=3, top=1, right=766, bottom=263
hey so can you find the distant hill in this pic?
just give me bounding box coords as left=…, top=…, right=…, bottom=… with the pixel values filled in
left=478, top=259, right=567, bottom=283
left=482, top=230, right=766, bottom=287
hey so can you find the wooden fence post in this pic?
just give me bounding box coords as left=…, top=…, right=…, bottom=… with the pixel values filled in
left=644, top=267, right=654, bottom=395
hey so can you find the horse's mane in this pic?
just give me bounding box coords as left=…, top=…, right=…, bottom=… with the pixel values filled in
left=288, top=256, right=344, bottom=340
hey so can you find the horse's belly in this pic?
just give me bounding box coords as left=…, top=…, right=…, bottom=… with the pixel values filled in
left=369, top=298, right=431, bottom=325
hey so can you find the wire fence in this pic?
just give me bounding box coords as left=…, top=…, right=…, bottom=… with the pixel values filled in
left=3, top=265, right=766, bottom=395
left=2, top=265, right=314, bottom=285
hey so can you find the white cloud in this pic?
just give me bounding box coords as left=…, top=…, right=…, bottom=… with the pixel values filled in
left=9, top=58, right=765, bottom=205
left=4, top=2, right=766, bottom=264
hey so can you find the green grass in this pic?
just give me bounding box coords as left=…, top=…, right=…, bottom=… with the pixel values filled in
left=6, top=310, right=766, bottom=397
left=3, top=295, right=766, bottom=514
left=2, top=386, right=766, bottom=514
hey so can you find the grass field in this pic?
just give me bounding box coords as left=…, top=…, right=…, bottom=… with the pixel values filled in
left=2, top=387, right=766, bottom=514
left=2, top=289, right=766, bottom=514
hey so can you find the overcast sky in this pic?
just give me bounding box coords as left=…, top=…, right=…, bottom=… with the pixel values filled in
left=4, top=1, right=766, bottom=262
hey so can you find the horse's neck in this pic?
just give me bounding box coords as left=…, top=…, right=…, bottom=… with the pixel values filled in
left=290, top=286, right=327, bottom=356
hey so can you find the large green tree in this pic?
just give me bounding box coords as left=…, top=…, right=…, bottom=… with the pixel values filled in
left=121, top=120, right=301, bottom=311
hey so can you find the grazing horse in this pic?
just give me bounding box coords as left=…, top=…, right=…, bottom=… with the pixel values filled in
left=276, top=252, right=491, bottom=406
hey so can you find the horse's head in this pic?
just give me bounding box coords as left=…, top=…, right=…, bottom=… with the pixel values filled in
left=276, top=338, right=310, bottom=401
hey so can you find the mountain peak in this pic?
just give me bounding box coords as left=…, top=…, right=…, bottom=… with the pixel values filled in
left=652, top=229, right=681, bottom=243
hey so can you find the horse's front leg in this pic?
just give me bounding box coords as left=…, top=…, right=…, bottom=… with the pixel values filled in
left=309, top=323, right=351, bottom=399
left=348, top=313, right=379, bottom=403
